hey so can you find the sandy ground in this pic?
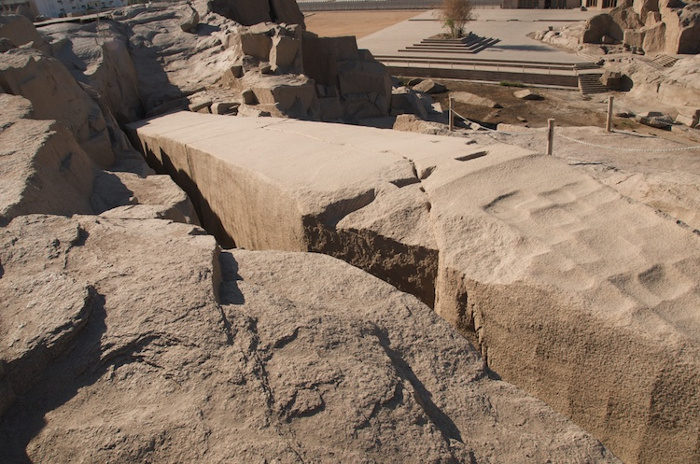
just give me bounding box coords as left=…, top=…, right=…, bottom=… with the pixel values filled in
left=304, top=10, right=422, bottom=38
left=422, top=80, right=699, bottom=144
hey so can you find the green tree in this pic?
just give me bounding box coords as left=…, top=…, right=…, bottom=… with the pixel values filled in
left=440, top=0, right=475, bottom=38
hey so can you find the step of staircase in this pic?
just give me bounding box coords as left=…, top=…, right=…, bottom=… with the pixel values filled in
left=651, top=54, right=678, bottom=68
left=578, top=73, right=607, bottom=95
left=399, top=36, right=500, bottom=55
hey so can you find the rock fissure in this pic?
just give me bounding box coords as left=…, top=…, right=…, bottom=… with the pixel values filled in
left=370, top=323, right=464, bottom=447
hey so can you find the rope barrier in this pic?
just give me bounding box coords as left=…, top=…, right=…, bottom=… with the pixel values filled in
left=557, top=133, right=700, bottom=153
left=448, top=100, right=700, bottom=153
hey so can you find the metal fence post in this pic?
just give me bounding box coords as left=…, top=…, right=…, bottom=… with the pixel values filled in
left=449, top=97, right=454, bottom=132
left=547, top=119, right=555, bottom=155
left=606, top=96, right=614, bottom=132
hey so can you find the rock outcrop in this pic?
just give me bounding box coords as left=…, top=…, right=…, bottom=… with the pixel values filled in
left=1, top=2, right=698, bottom=464
left=582, top=0, right=700, bottom=53
left=131, top=112, right=700, bottom=464
left=0, top=214, right=620, bottom=463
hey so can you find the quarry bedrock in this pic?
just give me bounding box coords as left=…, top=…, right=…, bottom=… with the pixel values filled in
left=131, top=111, right=700, bottom=464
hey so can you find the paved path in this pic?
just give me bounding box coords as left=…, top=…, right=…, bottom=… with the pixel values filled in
left=359, top=9, right=596, bottom=64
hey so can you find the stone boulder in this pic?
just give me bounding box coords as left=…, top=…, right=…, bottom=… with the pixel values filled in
left=0, top=48, right=114, bottom=167
left=584, top=7, right=643, bottom=43
left=583, top=14, right=618, bottom=43
left=641, top=20, right=667, bottom=52
left=601, top=70, right=624, bottom=90
left=0, top=15, right=51, bottom=54
left=227, top=26, right=275, bottom=61
left=269, top=0, right=305, bottom=26
left=0, top=214, right=620, bottom=463
left=180, top=4, right=200, bottom=33
left=0, top=94, right=95, bottom=227
left=91, top=171, right=199, bottom=224
left=674, top=107, right=699, bottom=128
left=636, top=110, right=674, bottom=129
left=453, top=90, right=502, bottom=107
left=270, top=32, right=303, bottom=73
left=44, top=20, right=142, bottom=125
left=393, top=114, right=452, bottom=135
left=412, top=79, right=447, bottom=94
left=391, top=86, right=432, bottom=119
left=661, top=1, right=700, bottom=54
left=633, top=0, right=659, bottom=21
left=207, top=0, right=271, bottom=26
left=131, top=113, right=700, bottom=464
left=251, top=75, right=319, bottom=119
left=513, top=89, right=544, bottom=100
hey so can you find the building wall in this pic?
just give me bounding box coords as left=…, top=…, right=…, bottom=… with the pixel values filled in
left=29, top=0, right=124, bottom=17
left=502, top=0, right=580, bottom=7
left=585, top=0, right=618, bottom=9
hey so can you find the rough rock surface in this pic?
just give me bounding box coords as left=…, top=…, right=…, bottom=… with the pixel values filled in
left=580, top=0, right=699, bottom=53
left=0, top=48, right=114, bottom=166
left=0, top=93, right=95, bottom=226
left=0, top=215, right=618, bottom=463
left=412, top=79, right=447, bottom=95
left=453, top=91, right=502, bottom=108
left=131, top=112, right=700, bottom=464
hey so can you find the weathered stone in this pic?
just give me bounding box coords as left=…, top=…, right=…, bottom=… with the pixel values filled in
left=0, top=96, right=95, bottom=227
left=91, top=171, right=198, bottom=224
left=601, top=70, right=624, bottom=90
left=0, top=37, right=14, bottom=52
left=623, top=27, right=646, bottom=48
left=453, top=91, right=502, bottom=107
left=646, top=10, right=662, bottom=25
left=242, top=88, right=257, bottom=105
left=513, top=89, right=544, bottom=100
left=0, top=15, right=51, bottom=54
left=391, top=87, right=430, bottom=120
left=237, top=104, right=272, bottom=117
left=252, top=77, right=319, bottom=118
left=633, top=0, right=659, bottom=23
left=337, top=60, right=392, bottom=114
left=179, top=5, right=199, bottom=33
left=270, top=34, right=301, bottom=72
left=229, top=31, right=273, bottom=61
left=412, top=79, right=447, bottom=94
left=674, top=107, right=699, bottom=128
left=636, top=111, right=674, bottom=129
left=0, top=214, right=620, bottom=463
left=642, top=20, right=666, bottom=52
left=393, top=114, right=451, bottom=135
left=131, top=113, right=700, bottom=464
left=0, top=48, right=114, bottom=167
left=188, top=99, right=212, bottom=112
left=269, top=0, right=305, bottom=26
left=207, top=0, right=271, bottom=25
left=211, top=101, right=240, bottom=115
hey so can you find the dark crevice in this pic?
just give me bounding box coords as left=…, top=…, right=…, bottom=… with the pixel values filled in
left=455, top=151, right=488, bottom=162
left=369, top=323, right=463, bottom=445
left=218, top=252, right=245, bottom=305
left=390, top=177, right=421, bottom=188
left=303, top=217, right=439, bottom=307
left=317, top=189, right=377, bottom=228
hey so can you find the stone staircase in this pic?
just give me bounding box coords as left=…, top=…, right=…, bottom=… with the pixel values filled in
left=398, top=34, right=501, bottom=55
left=578, top=73, right=607, bottom=95
left=644, top=54, right=679, bottom=70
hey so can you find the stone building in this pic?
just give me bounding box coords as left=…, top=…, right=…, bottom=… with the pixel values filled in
left=3, top=0, right=126, bottom=18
